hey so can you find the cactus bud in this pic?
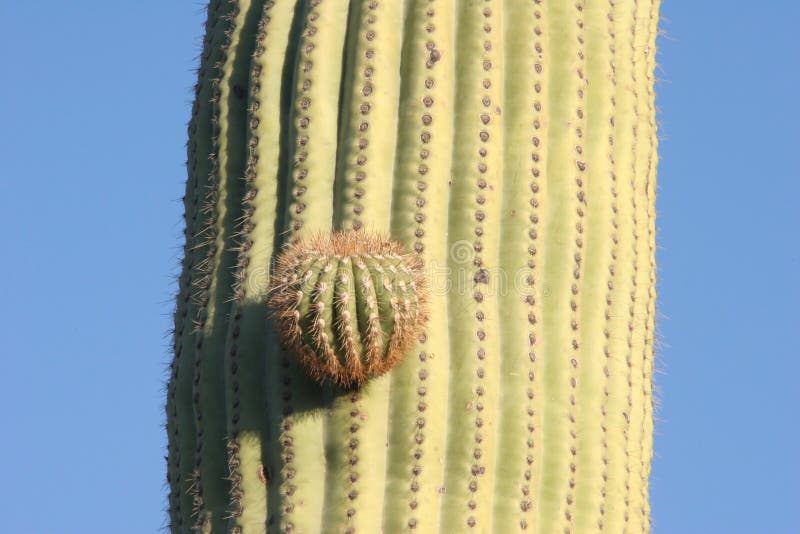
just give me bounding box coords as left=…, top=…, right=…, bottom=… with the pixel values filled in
left=268, top=231, right=428, bottom=386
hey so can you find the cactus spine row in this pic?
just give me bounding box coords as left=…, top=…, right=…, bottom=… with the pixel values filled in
left=167, top=0, right=660, bottom=532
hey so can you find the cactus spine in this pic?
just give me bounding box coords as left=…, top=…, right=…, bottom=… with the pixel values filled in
left=166, top=0, right=660, bottom=532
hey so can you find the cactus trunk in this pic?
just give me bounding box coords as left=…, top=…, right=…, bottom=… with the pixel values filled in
left=166, top=0, right=660, bottom=532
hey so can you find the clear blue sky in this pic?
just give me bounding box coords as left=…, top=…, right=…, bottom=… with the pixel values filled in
left=1, top=2, right=797, bottom=533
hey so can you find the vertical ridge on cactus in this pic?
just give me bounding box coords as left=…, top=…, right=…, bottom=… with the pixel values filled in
left=166, top=1, right=661, bottom=532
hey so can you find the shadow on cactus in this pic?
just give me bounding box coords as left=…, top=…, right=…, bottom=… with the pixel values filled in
left=267, top=231, right=428, bottom=387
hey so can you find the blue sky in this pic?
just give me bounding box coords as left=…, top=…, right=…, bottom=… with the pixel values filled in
left=1, top=2, right=797, bottom=533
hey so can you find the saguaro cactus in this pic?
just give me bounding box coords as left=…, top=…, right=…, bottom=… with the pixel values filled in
left=166, top=0, right=660, bottom=532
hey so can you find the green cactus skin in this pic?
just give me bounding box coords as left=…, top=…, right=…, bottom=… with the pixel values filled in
left=166, top=0, right=660, bottom=532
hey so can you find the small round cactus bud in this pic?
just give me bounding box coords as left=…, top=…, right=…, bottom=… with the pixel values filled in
left=268, top=231, right=429, bottom=387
